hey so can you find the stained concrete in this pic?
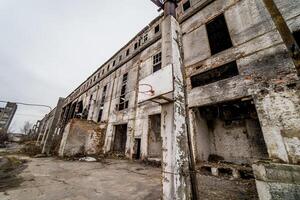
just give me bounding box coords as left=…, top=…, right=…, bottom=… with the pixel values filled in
left=0, top=157, right=162, bottom=200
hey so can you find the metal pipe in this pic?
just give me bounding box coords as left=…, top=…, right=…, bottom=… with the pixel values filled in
left=262, top=0, right=300, bottom=69
left=0, top=100, right=52, bottom=111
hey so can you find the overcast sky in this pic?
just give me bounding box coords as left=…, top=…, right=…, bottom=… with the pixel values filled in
left=0, top=0, right=160, bottom=133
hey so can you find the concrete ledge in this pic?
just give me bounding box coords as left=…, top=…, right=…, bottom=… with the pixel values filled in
left=253, top=161, right=300, bottom=200
left=253, top=161, right=300, bottom=184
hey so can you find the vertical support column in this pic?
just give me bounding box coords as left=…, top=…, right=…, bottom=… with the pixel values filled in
left=254, top=86, right=300, bottom=164
left=42, top=97, right=65, bottom=155
left=161, top=13, right=192, bottom=199
left=252, top=85, right=300, bottom=199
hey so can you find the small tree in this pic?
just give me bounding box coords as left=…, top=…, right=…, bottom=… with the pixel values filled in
left=21, top=121, right=33, bottom=135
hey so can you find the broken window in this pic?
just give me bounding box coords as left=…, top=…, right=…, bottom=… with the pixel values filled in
left=190, top=61, right=239, bottom=88
left=293, top=29, right=300, bottom=47
left=118, top=73, right=129, bottom=111
left=153, top=52, right=162, bottom=73
left=126, top=49, right=130, bottom=56
left=183, top=0, right=191, bottom=12
left=134, top=42, right=138, bottom=50
left=206, top=14, right=233, bottom=55
left=144, top=34, right=148, bottom=42
left=154, top=25, right=160, bottom=34
left=97, top=85, right=107, bottom=122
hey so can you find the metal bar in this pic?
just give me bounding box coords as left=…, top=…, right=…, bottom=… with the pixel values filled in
left=0, top=100, right=52, bottom=111
left=262, top=0, right=300, bottom=69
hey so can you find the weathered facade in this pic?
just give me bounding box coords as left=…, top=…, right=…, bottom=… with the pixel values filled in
left=0, top=102, right=17, bottom=133
left=35, top=0, right=300, bottom=199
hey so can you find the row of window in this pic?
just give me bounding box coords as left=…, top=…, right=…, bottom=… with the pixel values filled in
left=75, top=24, right=161, bottom=98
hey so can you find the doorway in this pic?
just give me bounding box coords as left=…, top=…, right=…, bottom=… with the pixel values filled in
left=133, top=138, right=141, bottom=160
left=148, top=114, right=162, bottom=159
left=113, top=124, right=128, bottom=154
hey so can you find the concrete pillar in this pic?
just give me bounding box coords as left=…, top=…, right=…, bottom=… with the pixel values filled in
left=161, top=14, right=192, bottom=199
left=254, top=86, right=300, bottom=164
left=253, top=84, right=300, bottom=199
left=42, top=97, right=65, bottom=154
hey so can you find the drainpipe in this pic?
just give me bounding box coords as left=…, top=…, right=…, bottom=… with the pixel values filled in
left=262, top=0, right=300, bottom=71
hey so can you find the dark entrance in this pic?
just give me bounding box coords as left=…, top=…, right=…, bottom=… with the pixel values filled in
left=113, top=124, right=128, bottom=154
left=148, top=114, right=162, bottom=159
left=133, top=138, right=141, bottom=160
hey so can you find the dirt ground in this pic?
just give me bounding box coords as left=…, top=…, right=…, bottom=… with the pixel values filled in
left=0, top=144, right=162, bottom=200
left=0, top=143, right=259, bottom=200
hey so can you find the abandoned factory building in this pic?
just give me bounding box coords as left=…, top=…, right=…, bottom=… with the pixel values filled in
left=34, top=0, right=300, bottom=199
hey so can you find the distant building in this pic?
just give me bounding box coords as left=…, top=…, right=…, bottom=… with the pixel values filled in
left=0, top=102, right=17, bottom=133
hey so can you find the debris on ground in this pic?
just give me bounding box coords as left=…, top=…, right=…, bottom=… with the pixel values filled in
left=0, top=156, right=27, bottom=192
left=79, top=157, right=97, bottom=162
left=20, top=141, right=42, bottom=157
left=33, top=154, right=47, bottom=158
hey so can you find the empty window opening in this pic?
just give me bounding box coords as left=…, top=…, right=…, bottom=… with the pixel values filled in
left=200, top=166, right=212, bottom=175
left=97, top=85, right=107, bottom=122
left=183, top=0, right=191, bottom=12
left=153, top=52, right=162, bottom=73
left=194, top=99, right=268, bottom=165
left=134, top=42, right=138, bottom=50
left=119, top=55, right=122, bottom=61
left=293, top=29, right=300, bottom=47
left=206, top=14, right=233, bottom=55
left=148, top=114, right=162, bottom=159
left=133, top=138, right=141, bottom=160
left=239, top=170, right=255, bottom=180
left=107, top=65, right=110, bottom=71
left=67, top=103, right=77, bottom=121
left=113, top=60, right=116, bottom=66
left=126, top=49, right=130, bottom=56
left=191, top=61, right=239, bottom=88
left=75, top=101, right=83, bottom=118
left=97, top=109, right=103, bottom=123
left=118, top=73, right=129, bottom=111
left=154, top=25, right=160, bottom=34
left=219, top=168, right=232, bottom=177
left=144, top=34, right=148, bottom=42
left=113, top=124, right=128, bottom=154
